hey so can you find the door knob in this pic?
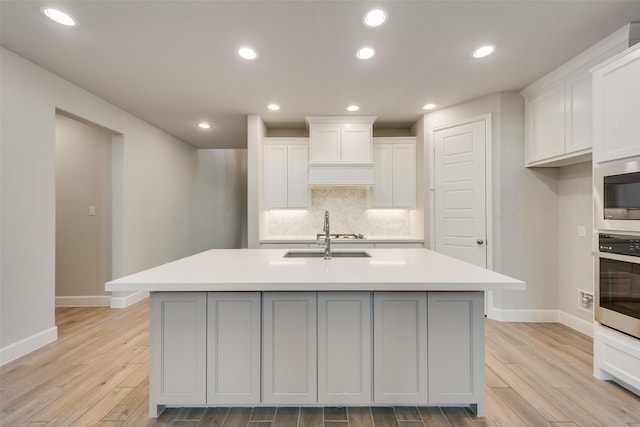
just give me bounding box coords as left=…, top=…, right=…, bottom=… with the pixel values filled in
left=477, top=239, right=484, bottom=245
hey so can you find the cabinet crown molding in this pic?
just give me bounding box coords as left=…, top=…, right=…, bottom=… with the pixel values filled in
left=521, top=23, right=632, bottom=98
left=305, top=116, right=377, bottom=127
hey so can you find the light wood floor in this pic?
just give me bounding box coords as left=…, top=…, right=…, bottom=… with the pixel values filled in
left=1, top=300, right=639, bottom=426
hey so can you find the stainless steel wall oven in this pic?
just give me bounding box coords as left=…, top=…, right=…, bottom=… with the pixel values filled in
left=597, top=233, right=640, bottom=339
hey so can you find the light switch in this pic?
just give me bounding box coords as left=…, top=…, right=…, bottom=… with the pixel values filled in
left=577, top=225, right=586, bottom=237
left=89, top=206, right=96, bottom=216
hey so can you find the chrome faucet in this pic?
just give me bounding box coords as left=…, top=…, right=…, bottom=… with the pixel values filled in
left=321, top=210, right=331, bottom=259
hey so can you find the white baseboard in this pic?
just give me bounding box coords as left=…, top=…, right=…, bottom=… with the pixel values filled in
left=488, top=307, right=594, bottom=337
left=55, top=295, right=112, bottom=307
left=558, top=311, right=593, bottom=337
left=488, top=307, right=559, bottom=322
left=0, top=326, right=58, bottom=366
left=110, top=290, right=149, bottom=308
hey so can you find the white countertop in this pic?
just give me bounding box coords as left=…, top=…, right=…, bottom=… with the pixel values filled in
left=106, top=248, right=525, bottom=292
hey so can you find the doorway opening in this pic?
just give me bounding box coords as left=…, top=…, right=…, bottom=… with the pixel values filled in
left=55, top=112, right=118, bottom=307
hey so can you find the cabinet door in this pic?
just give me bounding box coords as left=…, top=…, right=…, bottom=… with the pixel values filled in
left=371, top=144, right=393, bottom=207
left=427, top=292, right=484, bottom=412
left=373, top=292, right=427, bottom=404
left=393, top=143, right=416, bottom=208
left=150, top=292, right=207, bottom=406
left=207, top=292, right=261, bottom=404
left=263, top=292, right=317, bottom=404
left=593, top=46, right=640, bottom=162
left=526, top=83, right=566, bottom=163
left=264, top=145, right=288, bottom=208
left=310, top=124, right=341, bottom=162
left=565, top=72, right=592, bottom=154
left=287, top=144, right=310, bottom=207
left=318, top=292, right=372, bottom=404
left=341, top=124, right=372, bottom=162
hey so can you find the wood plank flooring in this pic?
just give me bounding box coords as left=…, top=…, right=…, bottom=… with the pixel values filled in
left=1, top=300, right=639, bottom=426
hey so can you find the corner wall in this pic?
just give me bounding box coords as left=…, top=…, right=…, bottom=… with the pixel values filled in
left=558, top=161, right=593, bottom=331
left=422, top=92, right=560, bottom=320
left=0, top=47, right=198, bottom=364
left=191, top=149, right=248, bottom=251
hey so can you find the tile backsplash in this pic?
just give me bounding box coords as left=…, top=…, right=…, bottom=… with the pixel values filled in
left=267, top=188, right=410, bottom=236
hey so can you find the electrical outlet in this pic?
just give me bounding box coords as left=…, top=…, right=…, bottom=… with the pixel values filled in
left=578, top=289, right=593, bottom=312
left=577, top=226, right=586, bottom=238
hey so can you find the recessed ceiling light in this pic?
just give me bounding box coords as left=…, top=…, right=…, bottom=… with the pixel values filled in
left=422, top=103, right=437, bottom=110
left=472, top=45, right=495, bottom=58
left=363, top=8, right=388, bottom=27
left=356, top=47, right=376, bottom=60
left=347, top=105, right=360, bottom=112
left=267, top=104, right=280, bottom=111
left=41, top=7, right=76, bottom=26
left=197, top=122, right=211, bottom=129
left=238, top=47, right=257, bottom=60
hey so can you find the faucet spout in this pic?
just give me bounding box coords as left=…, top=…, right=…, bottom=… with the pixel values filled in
left=322, top=210, right=331, bottom=259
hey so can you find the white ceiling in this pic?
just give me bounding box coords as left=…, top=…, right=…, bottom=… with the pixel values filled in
left=2, top=1, right=640, bottom=149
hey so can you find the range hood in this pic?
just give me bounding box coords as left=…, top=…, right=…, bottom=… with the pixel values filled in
left=308, top=162, right=375, bottom=186
left=306, top=116, right=376, bottom=186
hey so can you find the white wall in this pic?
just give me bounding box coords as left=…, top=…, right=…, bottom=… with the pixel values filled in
left=0, top=48, right=198, bottom=364
left=422, top=92, right=560, bottom=319
left=191, top=149, right=248, bottom=252
left=266, top=188, right=412, bottom=237
left=55, top=114, right=112, bottom=302
left=247, top=115, right=267, bottom=248
left=558, top=162, right=593, bottom=324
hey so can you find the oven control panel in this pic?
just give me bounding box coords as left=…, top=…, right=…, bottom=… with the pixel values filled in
left=599, top=233, right=640, bottom=257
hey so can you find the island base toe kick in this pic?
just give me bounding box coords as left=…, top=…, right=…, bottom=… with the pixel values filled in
left=149, top=291, right=486, bottom=417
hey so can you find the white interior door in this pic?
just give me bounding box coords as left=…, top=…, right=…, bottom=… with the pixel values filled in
left=433, top=118, right=487, bottom=268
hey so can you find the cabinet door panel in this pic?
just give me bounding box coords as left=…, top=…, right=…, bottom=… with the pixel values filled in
left=318, top=292, right=371, bottom=404
left=150, top=292, right=206, bottom=405
left=373, top=292, right=427, bottom=403
left=565, top=72, right=592, bottom=154
left=287, top=145, right=310, bottom=207
left=310, top=125, right=341, bottom=162
left=341, top=125, right=372, bottom=162
left=264, top=145, right=288, bottom=208
left=207, top=292, right=261, bottom=404
left=593, top=48, right=640, bottom=162
left=526, top=84, right=566, bottom=163
left=263, top=292, right=317, bottom=404
left=427, top=292, right=484, bottom=407
left=393, top=144, right=417, bottom=208
left=372, top=144, right=393, bottom=207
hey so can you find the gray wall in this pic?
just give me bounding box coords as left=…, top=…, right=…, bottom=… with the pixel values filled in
left=1, top=47, right=198, bottom=363
left=422, top=92, right=560, bottom=317
left=558, top=161, right=593, bottom=322
left=55, top=114, right=112, bottom=299
left=191, top=149, right=248, bottom=252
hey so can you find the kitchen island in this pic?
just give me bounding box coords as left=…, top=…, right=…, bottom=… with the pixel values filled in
left=106, top=248, right=525, bottom=418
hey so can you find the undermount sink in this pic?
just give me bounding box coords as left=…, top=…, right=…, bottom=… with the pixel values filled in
left=284, top=250, right=371, bottom=258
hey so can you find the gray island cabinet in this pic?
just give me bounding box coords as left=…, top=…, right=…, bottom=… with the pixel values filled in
left=106, top=249, right=524, bottom=418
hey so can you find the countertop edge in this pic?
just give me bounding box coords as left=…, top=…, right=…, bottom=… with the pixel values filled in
left=106, top=281, right=525, bottom=293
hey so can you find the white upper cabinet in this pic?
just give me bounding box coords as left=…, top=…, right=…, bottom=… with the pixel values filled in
left=592, top=42, right=640, bottom=163
left=522, top=25, right=631, bottom=167
left=307, top=117, right=375, bottom=164
left=525, top=82, right=567, bottom=164
left=372, top=138, right=416, bottom=208
left=264, top=138, right=309, bottom=209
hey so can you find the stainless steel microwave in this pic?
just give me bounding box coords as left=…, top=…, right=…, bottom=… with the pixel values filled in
left=595, top=158, right=640, bottom=233
left=604, top=171, right=640, bottom=220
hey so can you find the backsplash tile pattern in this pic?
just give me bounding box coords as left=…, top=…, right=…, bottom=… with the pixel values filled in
left=267, top=188, right=410, bottom=236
